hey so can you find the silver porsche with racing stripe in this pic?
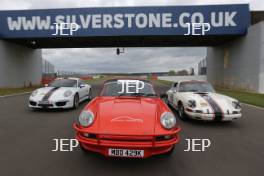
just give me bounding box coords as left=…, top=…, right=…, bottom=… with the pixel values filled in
left=165, top=80, right=242, bottom=121
left=29, top=77, right=92, bottom=109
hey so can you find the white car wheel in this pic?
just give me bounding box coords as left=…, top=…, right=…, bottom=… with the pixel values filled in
left=178, top=103, right=188, bottom=121
left=73, top=94, right=79, bottom=109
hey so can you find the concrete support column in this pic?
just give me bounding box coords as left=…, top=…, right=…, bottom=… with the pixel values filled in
left=207, top=21, right=264, bottom=93
left=0, top=40, right=42, bottom=88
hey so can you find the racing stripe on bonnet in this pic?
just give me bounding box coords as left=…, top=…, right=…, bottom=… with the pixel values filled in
left=42, top=87, right=60, bottom=101
left=198, top=93, right=223, bottom=121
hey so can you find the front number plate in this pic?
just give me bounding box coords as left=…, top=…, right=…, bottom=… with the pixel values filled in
left=39, top=100, right=50, bottom=105
left=108, top=148, right=144, bottom=158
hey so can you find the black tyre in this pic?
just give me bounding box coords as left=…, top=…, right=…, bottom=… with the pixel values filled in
left=80, top=143, right=87, bottom=152
left=164, top=145, right=175, bottom=156
left=178, top=102, right=188, bottom=121
left=31, top=107, right=37, bottom=111
left=164, top=96, right=169, bottom=105
left=88, top=89, right=92, bottom=100
left=73, top=94, right=79, bottom=109
left=80, top=144, right=94, bottom=155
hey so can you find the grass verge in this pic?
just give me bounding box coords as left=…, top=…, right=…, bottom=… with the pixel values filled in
left=153, top=79, right=173, bottom=86
left=216, top=89, right=264, bottom=108
left=0, top=86, right=40, bottom=96
left=84, top=77, right=109, bottom=84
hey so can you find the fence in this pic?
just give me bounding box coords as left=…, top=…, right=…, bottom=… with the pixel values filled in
left=42, top=60, right=56, bottom=84
left=42, top=60, right=93, bottom=84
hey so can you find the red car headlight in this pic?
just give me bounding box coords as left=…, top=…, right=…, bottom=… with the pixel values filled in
left=160, top=112, right=177, bottom=129
left=79, top=110, right=94, bottom=127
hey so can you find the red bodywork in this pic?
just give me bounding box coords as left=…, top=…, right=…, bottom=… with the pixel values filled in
left=74, top=79, right=181, bottom=158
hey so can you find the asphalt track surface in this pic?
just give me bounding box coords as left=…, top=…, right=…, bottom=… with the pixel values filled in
left=0, top=80, right=263, bottom=176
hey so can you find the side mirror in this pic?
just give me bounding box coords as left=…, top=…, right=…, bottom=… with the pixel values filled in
left=80, top=84, right=85, bottom=88
left=160, top=93, right=167, bottom=99
left=173, top=90, right=177, bottom=93
left=44, top=84, right=48, bottom=87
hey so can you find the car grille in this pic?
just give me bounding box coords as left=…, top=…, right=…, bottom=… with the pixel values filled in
left=56, top=101, right=67, bottom=107
left=29, top=101, right=37, bottom=106
left=82, top=133, right=174, bottom=142
left=99, top=134, right=153, bottom=141
left=38, top=103, right=53, bottom=107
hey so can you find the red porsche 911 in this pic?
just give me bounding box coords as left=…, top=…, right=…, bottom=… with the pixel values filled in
left=73, top=79, right=181, bottom=158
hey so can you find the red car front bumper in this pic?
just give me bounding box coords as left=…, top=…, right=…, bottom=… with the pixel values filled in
left=73, top=123, right=181, bottom=158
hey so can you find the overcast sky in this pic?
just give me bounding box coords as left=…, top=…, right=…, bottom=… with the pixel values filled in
left=1, top=0, right=263, bottom=73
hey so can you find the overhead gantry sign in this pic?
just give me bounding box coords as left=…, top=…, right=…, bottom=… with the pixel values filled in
left=0, top=4, right=250, bottom=48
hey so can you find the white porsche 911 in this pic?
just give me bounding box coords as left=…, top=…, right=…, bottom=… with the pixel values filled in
left=165, top=80, right=242, bottom=121
left=29, top=77, right=92, bottom=109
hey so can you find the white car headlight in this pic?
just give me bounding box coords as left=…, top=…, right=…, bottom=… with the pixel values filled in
left=188, top=100, right=196, bottom=108
left=160, top=112, right=176, bottom=129
left=31, top=90, right=38, bottom=97
left=79, top=110, right=94, bottom=127
left=64, top=90, right=73, bottom=97
left=232, top=101, right=241, bottom=109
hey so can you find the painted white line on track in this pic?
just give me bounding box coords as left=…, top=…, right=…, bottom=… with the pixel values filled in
left=242, top=103, right=264, bottom=111
left=0, top=92, right=31, bottom=98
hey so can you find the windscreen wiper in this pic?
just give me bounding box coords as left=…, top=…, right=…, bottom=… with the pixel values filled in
left=131, top=93, right=158, bottom=97
left=130, top=93, right=145, bottom=96
left=144, top=93, right=158, bottom=97
left=118, top=93, right=128, bottom=97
